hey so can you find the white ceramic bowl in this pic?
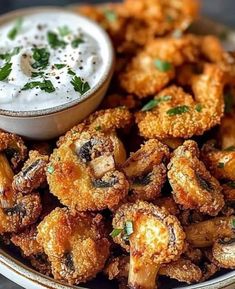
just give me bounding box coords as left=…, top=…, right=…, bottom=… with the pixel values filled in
left=0, top=7, right=115, bottom=140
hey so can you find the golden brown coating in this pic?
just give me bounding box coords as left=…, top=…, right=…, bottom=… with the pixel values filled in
left=120, top=35, right=200, bottom=98
left=136, top=64, right=225, bottom=139
left=0, top=193, right=42, bottom=234
left=201, top=142, right=235, bottom=181
left=154, top=196, right=180, bottom=216
left=122, top=139, right=170, bottom=201
left=101, top=94, right=139, bottom=110
left=212, top=238, right=235, bottom=269
left=185, top=216, right=235, bottom=248
left=104, top=255, right=129, bottom=280
left=37, top=208, right=110, bottom=285
left=168, top=141, right=225, bottom=216
left=219, top=114, right=235, bottom=150
left=0, top=132, right=27, bottom=170
left=12, top=151, right=49, bottom=194
left=48, top=129, right=128, bottom=211
left=183, top=246, right=202, bottom=264
left=200, top=262, right=220, bottom=282
left=112, top=201, right=185, bottom=289
left=223, top=183, right=235, bottom=203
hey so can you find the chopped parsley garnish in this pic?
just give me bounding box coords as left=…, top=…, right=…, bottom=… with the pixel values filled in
left=0, top=63, right=12, bottom=80
left=7, top=17, right=23, bottom=40
left=31, top=71, right=44, bottom=78
left=58, top=25, right=71, bottom=37
left=224, top=146, right=235, bottom=152
left=31, top=48, right=50, bottom=69
left=154, top=59, right=172, bottom=72
left=0, top=47, right=21, bottom=62
left=195, top=104, right=203, bottom=112
left=227, top=181, right=235, bottom=189
left=22, top=80, right=55, bottom=93
left=124, top=220, right=134, bottom=236
left=47, top=166, right=54, bottom=174
left=141, top=95, right=172, bottom=111
left=104, top=9, right=117, bottom=22
left=55, top=64, right=66, bottom=69
left=95, top=125, right=102, bottom=131
left=47, top=31, right=67, bottom=49
left=224, top=91, right=234, bottom=113
left=71, top=38, right=84, bottom=48
left=218, top=162, right=225, bottom=168
left=70, top=75, right=90, bottom=95
left=68, top=68, right=76, bottom=76
left=110, top=228, right=122, bottom=238
left=167, top=105, right=189, bottom=116
left=232, top=219, right=235, bottom=230
left=166, top=15, right=174, bottom=22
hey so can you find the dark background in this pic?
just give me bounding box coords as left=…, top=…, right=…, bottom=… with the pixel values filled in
left=0, top=0, right=235, bottom=288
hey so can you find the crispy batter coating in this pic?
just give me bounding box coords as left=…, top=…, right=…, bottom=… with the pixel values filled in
left=154, top=196, right=180, bottom=216
left=219, top=114, right=235, bottom=150
left=183, top=246, right=202, bottom=264
left=136, top=64, right=225, bottom=139
left=101, top=94, right=139, bottom=110
left=37, top=208, right=110, bottom=285
left=168, top=141, right=224, bottom=216
left=120, top=35, right=200, bottom=98
left=212, top=238, right=235, bottom=269
left=201, top=142, right=235, bottom=181
left=104, top=255, right=129, bottom=280
left=223, top=184, right=235, bottom=203
left=48, top=130, right=129, bottom=211
left=0, top=132, right=27, bottom=170
left=112, top=201, right=185, bottom=289
left=185, top=216, right=235, bottom=248
left=200, top=262, right=219, bottom=282
left=179, top=210, right=205, bottom=226
left=0, top=193, right=42, bottom=234
left=12, top=151, right=49, bottom=194
left=122, top=139, right=170, bottom=201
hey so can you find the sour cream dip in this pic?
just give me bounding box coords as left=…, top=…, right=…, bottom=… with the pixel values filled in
left=0, top=11, right=105, bottom=111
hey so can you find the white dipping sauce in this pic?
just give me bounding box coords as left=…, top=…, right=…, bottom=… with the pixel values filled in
left=0, top=12, right=104, bottom=111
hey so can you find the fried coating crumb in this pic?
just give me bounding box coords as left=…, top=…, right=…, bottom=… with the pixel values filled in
left=136, top=64, right=225, bottom=139
left=101, top=94, right=139, bottom=110
left=212, top=238, right=235, bottom=269
left=13, top=151, right=49, bottom=194
left=219, top=114, right=235, bottom=150
left=154, top=196, right=180, bottom=216
left=122, top=139, right=170, bottom=201
left=168, top=140, right=224, bottom=216
left=200, top=262, right=220, bottom=282
left=37, top=208, right=110, bottom=285
left=48, top=130, right=129, bottom=211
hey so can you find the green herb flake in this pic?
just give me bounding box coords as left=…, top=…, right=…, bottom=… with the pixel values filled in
left=195, top=104, right=203, bottom=112
left=166, top=15, right=174, bottom=22
left=31, top=71, right=44, bottom=78
left=0, top=62, right=12, bottom=80
left=47, top=166, right=54, bottom=174
left=224, top=92, right=234, bottom=113
left=95, top=126, right=102, bottom=131
left=167, top=105, right=189, bottom=116
left=71, top=38, right=84, bottom=48
left=22, top=80, right=55, bottom=93
left=154, top=59, right=172, bottom=72
left=31, top=48, right=50, bottom=69
left=110, top=228, right=122, bottom=238
left=218, top=162, right=225, bottom=168
left=224, top=146, right=235, bottom=152
left=0, top=47, right=21, bottom=62
left=68, top=68, right=76, bottom=76
left=7, top=18, right=23, bottom=40
left=58, top=25, right=71, bottom=37
left=47, top=31, right=67, bottom=49
left=141, top=95, right=172, bottom=112
left=70, top=75, right=90, bottom=95
left=124, top=220, right=134, bottom=236
left=54, top=64, right=66, bottom=69
left=104, top=10, right=117, bottom=22
left=227, top=181, right=235, bottom=189
left=232, top=219, right=235, bottom=230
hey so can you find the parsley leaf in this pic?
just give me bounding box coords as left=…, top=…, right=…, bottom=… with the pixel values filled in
left=8, top=18, right=23, bottom=40
left=47, top=31, right=67, bottom=49
left=195, top=104, right=203, bottom=112
left=95, top=126, right=102, bottom=131
left=110, top=228, right=122, bottom=238
left=0, top=63, right=12, bottom=80
left=71, top=38, right=84, bottom=48
left=167, top=105, right=189, bottom=116
left=154, top=59, right=172, bottom=72
left=141, top=95, right=172, bottom=111
left=232, top=219, right=235, bottom=230
left=47, top=166, right=54, bottom=174
left=31, top=48, right=50, bottom=69
left=55, top=64, right=66, bottom=69
left=22, top=80, right=55, bottom=93
left=104, top=10, right=117, bottom=22
left=31, top=71, right=44, bottom=78
left=68, top=68, right=76, bottom=76
left=70, top=76, right=90, bottom=95
left=0, top=47, right=21, bottom=62
left=58, top=25, right=71, bottom=37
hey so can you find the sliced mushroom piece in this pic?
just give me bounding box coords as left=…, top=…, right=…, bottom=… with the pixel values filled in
left=212, top=237, right=235, bottom=269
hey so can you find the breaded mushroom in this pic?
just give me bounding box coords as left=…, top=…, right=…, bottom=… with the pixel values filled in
left=122, top=139, right=170, bottom=201
left=212, top=238, right=235, bottom=269
left=111, top=201, right=185, bottom=289
left=13, top=150, right=49, bottom=194
left=168, top=141, right=225, bottom=216
left=37, top=208, right=110, bottom=285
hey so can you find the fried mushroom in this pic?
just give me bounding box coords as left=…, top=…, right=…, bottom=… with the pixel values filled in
left=37, top=208, right=110, bottom=285
left=112, top=201, right=185, bottom=289
left=212, top=237, right=235, bottom=269
left=168, top=140, right=225, bottom=216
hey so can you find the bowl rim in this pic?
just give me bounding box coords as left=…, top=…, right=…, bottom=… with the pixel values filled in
left=0, top=247, right=235, bottom=289
left=0, top=6, right=115, bottom=118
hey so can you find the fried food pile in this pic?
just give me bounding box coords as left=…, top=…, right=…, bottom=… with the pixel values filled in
left=1, top=0, right=235, bottom=288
